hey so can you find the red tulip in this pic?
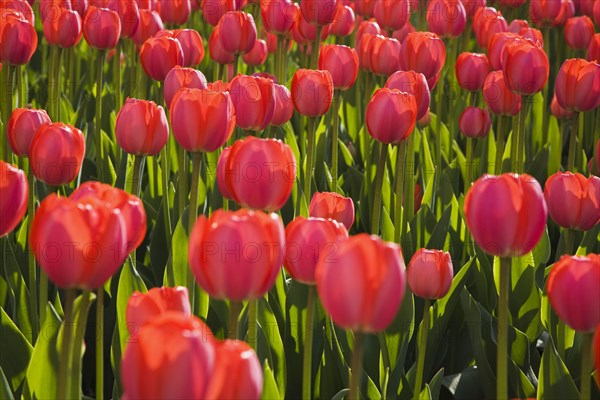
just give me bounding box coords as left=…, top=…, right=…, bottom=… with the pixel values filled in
left=208, top=79, right=231, bottom=92
left=398, top=32, right=446, bottom=89
left=407, top=249, right=453, bottom=300
left=547, top=254, right=600, bottom=332
left=369, top=36, right=402, bottom=77
left=519, top=27, right=543, bottom=46
left=202, top=0, right=237, bottom=26
left=219, top=136, right=296, bottom=211
left=459, top=107, right=492, bottom=138
left=295, top=11, right=330, bottom=43
left=122, top=314, right=216, bottom=398
left=163, top=66, right=207, bottom=108
left=357, top=33, right=376, bottom=72
left=115, top=98, right=168, bottom=156
left=462, top=0, right=485, bottom=19
left=209, top=24, right=235, bottom=65
left=2, top=0, right=35, bottom=25
left=284, top=216, right=348, bottom=285
left=43, top=8, right=83, bottom=48
left=30, top=123, right=85, bottom=186
left=487, top=32, right=519, bottom=71
left=271, top=83, right=294, bottom=126
left=366, top=88, right=417, bottom=145
left=291, top=69, right=334, bottom=117
left=30, top=194, right=128, bottom=289
left=159, top=0, right=190, bottom=25
left=242, top=39, right=268, bottom=66
left=7, top=108, right=51, bottom=157
left=0, top=13, right=37, bottom=65
left=355, top=19, right=381, bottom=49
left=170, top=88, right=236, bottom=152
left=329, top=3, right=355, bottom=37
left=206, top=340, right=263, bottom=400
left=595, top=0, right=600, bottom=26
left=318, top=44, right=358, bottom=91
left=0, top=161, right=28, bottom=238
left=105, top=0, right=140, bottom=38
left=354, top=0, right=375, bottom=18
left=509, top=19, right=530, bottom=33
left=261, top=0, right=298, bottom=34
left=316, top=234, right=406, bottom=332
left=544, top=172, right=600, bottom=231
left=300, top=0, right=336, bottom=26
left=140, top=36, right=184, bottom=81
left=172, top=29, right=205, bottom=67
left=551, top=95, right=575, bottom=120
left=385, top=70, right=430, bottom=120
left=83, top=6, right=121, bottom=49
left=553, top=0, right=575, bottom=27
left=587, top=34, right=600, bottom=62
left=473, top=7, right=508, bottom=49
left=464, top=173, right=547, bottom=258
left=218, top=11, right=257, bottom=55
left=530, top=0, right=562, bottom=26
left=126, top=286, right=191, bottom=332
left=189, top=209, right=285, bottom=301
left=309, top=191, right=355, bottom=230
left=131, top=9, right=163, bottom=45
left=455, top=53, right=490, bottom=92
left=555, top=58, right=600, bottom=113
left=564, top=16, right=595, bottom=50
left=483, top=70, right=522, bottom=116
left=373, top=0, right=410, bottom=32
left=228, top=75, right=275, bottom=131
left=502, top=40, right=549, bottom=95
left=392, top=21, right=415, bottom=44
left=426, top=0, right=467, bottom=38
left=594, top=325, right=600, bottom=381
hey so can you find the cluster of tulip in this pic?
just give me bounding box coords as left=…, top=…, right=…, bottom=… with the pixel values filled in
left=1, top=0, right=600, bottom=399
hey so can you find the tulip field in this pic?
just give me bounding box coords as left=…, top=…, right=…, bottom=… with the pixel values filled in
left=2, top=0, right=600, bottom=399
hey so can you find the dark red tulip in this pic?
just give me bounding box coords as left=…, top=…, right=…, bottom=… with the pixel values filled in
left=83, top=6, right=121, bottom=49
left=553, top=0, right=576, bottom=27
left=291, top=69, right=334, bottom=117
left=116, top=98, right=169, bottom=156
left=426, top=0, right=467, bottom=38
left=261, top=0, right=298, bottom=34
left=43, top=8, right=83, bottom=48
left=159, top=0, right=190, bottom=25
left=164, top=66, right=207, bottom=108
left=564, top=16, right=595, bottom=51
left=0, top=161, right=28, bottom=238
left=369, top=36, right=402, bottom=77
left=373, top=0, right=410, bottom=32
left=544, top=172, right=600, bottom=231
left=2, top=0, right=35, bottom=24
left=105, top=0, right=140, bottom=38
left=407, top=249, right=453, bottom=300
left=229, top=75, right=276, bottom=131
left=0, top=13, right=37, bottom=65
left=209, top=23, right=235, bottom=65
left=473, top=7, right=508, bottom=48
left=483, top=70, right=522, bottom=116
left=202, top=0, right=237, bottom=26
left=399, top=31, right=446, bottom=89
left=300, top=0, right=336, bottom=26
left=385, top=70, right=430, bottom=120
left=366, top=88, right=417, bottom=145
left=173, top=29, right=205, bottom=67
left=131, top=9, right=163, bottom=45
left=318, top=44, right=358, bottom=91
left=587, top=33, right=600, bottom=62
left=7, top=108, right=51, bottom=157
left=502, top=40, right=549, bottom=95
left=242, top=39, right=268, bottom=66
left=530, top=0, right=561, bottom=27
left=271, top=83, right=294, bottom=126
left=462, top=0, right=485, bottom=19
left=555, top=58, right=600, bottom=113
left=329, top=3, right=355, bottom=37
left=218, top=11, right=257, bottom=55
left=140, top=36, right=184, bottom=81
left=459, top=107, right=492, bottom=138
left=464, top=173, right=547, bottom=257
left=170, top=88, right=236, bottom=152
left=309, top=191, right=355, bottom=230
left=455, top=52, right=490, bottom=91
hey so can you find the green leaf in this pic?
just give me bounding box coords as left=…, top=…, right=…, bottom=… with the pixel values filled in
left=0, top=306, right=32, bottom=394
left=2, top=237, right=33, bottom=344
left=116, top=259, right=147, bottom=359
left=330, top=388, right=350, bottom=400
left=537, top=337, right=579, bottom=400
left=261, top=360, right=282, bottom=400
left=0, top=367, right=14, bottom=400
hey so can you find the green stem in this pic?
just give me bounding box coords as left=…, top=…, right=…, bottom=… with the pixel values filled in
left=497, top=257, right=511, bottom=400
left=371, top=143, right=389, bottom=235
left=178, top=146, right=187, bottom=221
left=57, top=289, right=75, bottom=400
left=580, top=333, right=593, bottom=400
left=70, top=290, right=92, bottom=400
left=39, top=271, right=48, bottom=334
left=516, top=96, right=531, bottom=173
left=228, top=301, right=242, bottom=340
left=232, top=55, right=239, bottom=80
left=394, top=140, right=408, bottom=243
left=567, top=113, right=579, bottom=171
left=26, top=164, right=38, bottom=341
left=349, top=332, right=365, bottom=400
left=275, top=35, right=285, bottom=83
left=130, top=155, right=144, bottom=198
left=302, top=286, right=316, bottom=400
left=405, top=133, right=416, bottom=228
left=564, top=229, right=575, bottom=256
left=17, top=65, right=25, bottom=107
left=466, top=137, right=474, bottom=185
left=95, top=50, right=106, bottom=182
left=113, top=41, right=122, bottom=108
left=187, top=152, right=202, bottom=311
left=495, top=116, right=506, bottom=175
left=331, top=90, right=341, bottom=192
left=310, top=26, right=322, bottom=69
left=95, top=289, right=104, bottom=400
left=2, top=64, right=14, bottom=161
left=304, top=117, right=318, bottom=205
left=413, top=299, right=431, bottom=400
left=247, top=299, right=258, bottom=350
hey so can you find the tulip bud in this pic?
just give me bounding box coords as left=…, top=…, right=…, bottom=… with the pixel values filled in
left=159, top=0, right=190, bottom=25
left=329, top=3, right=355, bottom=37
left=0, top=161, right=28, bottom=238
left=105, top=0, right=140, bottom=38
left=455, top=53, right=490, bottom=91
left=30, top=123, right=85, bottom=186
left=318, top=44, right=359, bottom=91
left=373, top=0, right=410, bottom=32
left=219, top=136, right=296, bottom=212
left=487, top=32, right=519, bottom=71
left=426, top=0, right=467, bottom=38
left=464, top=173, right=547, bottom=258
left=163, top=66, right=207, bottom=108
left=131, top=9, right=163, bottom=45
left=407, top=249, right=453, bottom=300
left=228, top=75, right=276, bottom=132
left=218, top=11, right=257, bottom=55
left=0, top=13, right=37, bottom=65
left=170, top=88, right=236, bottom=152
left=547, top=254, right=600, bottom=332
left=140, top=36, right=184, bottom=81
left=284, top=217, right=348, bottom=284
left=300, top=0, right=337, bottom=26
left=509, top=19, right=530, bottom=33
left=7, top=108, right=51, bottom=157
left=519, top=27, right=543, bottom=46
left=552, top=0, right=575, bottom=27
left=564, top=16, right=595, bottom=50
left=555, top=58, right=600, bottom=113
left=459, top=107, right=492, bottom=138
left=483, top=71, right=522, bottom=116
left=202, top=0, right=236, bottom=26
left=115, top=98, right=169, bottom=156
left=173, top=29, right=205, bottom=67
left=316, top=234, right=406, bottom=332
left=355, top=20, right=381, bottom=49
left=271, top=83, right=294, bottom=126
left=502, top=40, right=549, bottom=95
left=261, top=0, right=298, bottom=34
left=385, top=70, right=430, bottom=120
left=462, top=0, right=485, bottom=19
left=122, top=314, right=216, bottom=398
left=392, top=21, right=415, bottom=44
left=43, top=8, right=83, bottom=48
left=366, top=88, right=417, bottom=145
left=209, top=23, right=235, bottom=65
left=399, top=32, right=446, bottom=89
left=530, top=0, right=562, bottom=26
left=83, top=6, right=121, bottom=49
left=242, top=38, right=268, bottom=66
left=126, top=287, right=191, bottom=331
left=544, top=172, right=600, bottom=231
left=587, top=34, right=600, bottom=63
left=291, top=69, right=334, bottom=117
left=369, top=36, right=402, bottom=77
left=551, top=95, right=575, bottom=120
left=354, top=0, right=375, bottom=18
left=473, top=7, right=508, bottom=49
left=309, top=191, right=355, bottom=230
left=295, top=11, right=330, bottom=43
left=189, top=209, right=285, bottom=301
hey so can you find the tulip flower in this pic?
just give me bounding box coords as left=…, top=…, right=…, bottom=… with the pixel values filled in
left=0, top=161, right=28, bottom=237
left=173, top=29, right=205, bottom=67
left=555, top=58, right=600, bottom=113
left=189, top=208, right=285, bottom=301
left=115, top=98, right=169, bottom=156
left=163, top=66, right=207, bottom=108
left=82, top=6, right=121, bottom=49
left=483, top=71, right=522, bottom=116
left=530, top=0, right=562, bottom=26
left=205, top=340, right=263, bottom=399
left=218, top=11, right=257, bottom=55
left=473, top=7, right=508, bottom=49
left=290, top=69, right=333, bottom=116
left=219, top=136, right=296, bottom=212
left=121, top=313, right=216, bottom=399
left=271, top=83, right=294, bottom=126
left=398, top=32, right=446, bottom=89
left=455, top=53, right=490, bottom=92
left=373, top=0, right=410, bottom=32
left=131, top=9, right=163, bottom=45
left=0, top=13, right=37, bottom=65
left=587, top=34, right=600, bottom=62
left=392, top=21, right=416, bottom=44
left=242, top=39, right=268, bottom=66
left=368, top=36, right=402, bottom=77
left=208, top=24, right=236, bottom=66
left=228, top=75, right=275, bottom=132
left=7, top=108, right=51, bottom=157
left=354, top=0, right=375, bottom=17
left=426, top=0, right=467, bottom=38
left=30, top=123, right=85, bottom=186
left=544, top=172, right=600, bottom=231
left=366, top=88, right=417, bottom=145
left=329, top=3, right=355, bottom=37
left=519, top=27, right=544, bottom=46
left=462, top=0, right=485, bottom=19
left=551, top=95, right=575, bottom=120
left=139, top=36, right=184, bottom=81
left=355, top=20, right=381, bottom=49
left=105, top=0, right=140, bottom=38
left=502, top=40, right=549, bottom=95
left=126, top=286, right=191, bottom=331
left=385, top=70, right=430, bottom=120
left=552, top=0, right=575, bottom=27
left=318, top=44, right=359, bottom=91
left=459, top=107, right=492, bottom=139
left=159, top=0, right=190, bottom=25
left=564, top=16, right=595, bottom=50
left=300, top=0, right=336, bottom=26
left=202, top=0, right=237, bottom=26
left=309, top=192, right=355, bottom=230
left=509, top=19, right=530, bottom=33
left=261, top=0, right=298, bottom=34
left=487, top=32, right=520, bottom=71
left=43, top=8, right=83, bottom=48
left=295, top=11, right=330, bottom=44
